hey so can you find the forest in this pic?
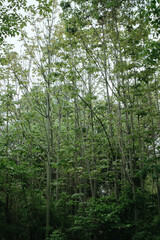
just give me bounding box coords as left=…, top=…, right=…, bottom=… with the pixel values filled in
left=0, top=0, right=160, bottom=239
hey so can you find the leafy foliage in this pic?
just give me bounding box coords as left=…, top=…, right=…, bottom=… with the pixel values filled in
left=0, top=0, right=160, bottom=239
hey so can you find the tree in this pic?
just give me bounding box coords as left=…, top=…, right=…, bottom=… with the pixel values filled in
left=0, top=0, right=160, bottom=239
left=0, top=0, right=28, bottom=42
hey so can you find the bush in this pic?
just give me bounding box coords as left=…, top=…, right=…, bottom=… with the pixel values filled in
left=46, top=230, right=66, bottom=240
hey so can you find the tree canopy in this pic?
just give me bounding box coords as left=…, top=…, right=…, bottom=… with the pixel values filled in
left=0, top=0, right=160, bottom=240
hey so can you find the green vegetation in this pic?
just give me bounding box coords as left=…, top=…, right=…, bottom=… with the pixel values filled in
left=0, top=0, right=160, bottom=239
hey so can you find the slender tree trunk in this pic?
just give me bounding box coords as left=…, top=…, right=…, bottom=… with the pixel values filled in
left=56, top=96, right=61, bottom=201
left=46, top=23, right=52, bottom=238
